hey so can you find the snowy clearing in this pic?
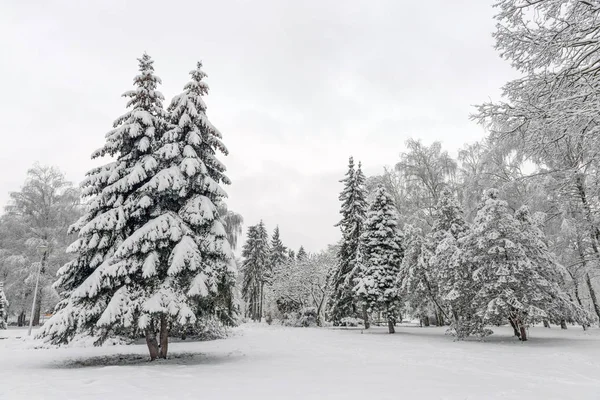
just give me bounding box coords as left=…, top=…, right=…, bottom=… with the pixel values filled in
left=2, top=324, right=600, bottom=399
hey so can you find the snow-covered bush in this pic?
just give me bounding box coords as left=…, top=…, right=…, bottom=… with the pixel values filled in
left=339, top=317, right=364, bottom=327
left=280, top=307, right=319, bottom=327
left=170, top=317, right=230, bottom=341
left=298, top=307, right=318, bottom=327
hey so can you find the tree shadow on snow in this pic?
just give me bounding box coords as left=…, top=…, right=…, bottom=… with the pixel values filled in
left=48, top=350, right=247, bottom=369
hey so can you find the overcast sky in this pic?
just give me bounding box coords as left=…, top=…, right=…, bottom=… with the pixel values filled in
left=0, top=0, right=516, bottom=254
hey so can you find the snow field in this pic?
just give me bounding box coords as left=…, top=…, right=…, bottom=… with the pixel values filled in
left=1, top=323, right=600, bottom=399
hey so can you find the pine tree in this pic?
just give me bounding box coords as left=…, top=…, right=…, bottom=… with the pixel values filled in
left=399, top=225, right=431, bottom=326
left=269, top=226, right=287, bottom=272
left=460, top=189, right=587, bottom=341
left=108, top=60, right=236, bottom=358
left=297, top=246, right=307, bottom=262
left=353, top=186, right=404, bottom=333
left=288, top=249, right=296, bottom=260
left=429, top=188, right=471, bottom=334
left=328, top=157, right=368, bottom=324
left=515, top=206, right=590, bottom=329
left=241, top=221, right=270, bottom=321
left=0, top=282, right=8, bottom=329
left=40, top=53, right=169, bottom=348
left=41, top=58, right=237, bottom=360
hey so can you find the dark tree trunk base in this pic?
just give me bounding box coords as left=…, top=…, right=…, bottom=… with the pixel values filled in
left=388, top=319, right=395, bottom=334
left=509, top=318, right=520, bottom=338
left=543, top=320, right=550, bottom=328
left=519, top=325, right=528, bottom=341
left=362, top=305, right=370, bottom=330
left=159, top=315, right=169, bottom=359
left=145, top=330, right=159, bottom=361
left=17, top=312, right=25, bottom=327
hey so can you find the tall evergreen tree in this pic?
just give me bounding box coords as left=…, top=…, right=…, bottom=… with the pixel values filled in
left=241, top=221, right=270, bottom=321
left=268, top=226, right=287, bottom=280
left=0, top=281, right=8, bottom=329
left=515, top=206, right=589, bottom=329
left=40, top=53, right=169, bottom=349
left=354, top=186, right=404, bottom=333
left=459, top=189, right=587, bottom=341
left=328, top=157, right=368, bottom=324
left=41, top=58, right=237, bottom=360
left=429, top=188, right=471, bottom=332
left=398, top=225, right=431, bottom=326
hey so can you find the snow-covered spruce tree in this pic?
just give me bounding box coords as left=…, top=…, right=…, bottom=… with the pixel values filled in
left=429, top=188, right=473, bottom=338
left=514, top=206, right=590, bottom=329
left=0, top=281, right=8, bottom=329
left=42, top=59, right=238, bottom=360
left=461, top=189, right=587, bottom=341
left=121, top=60, right=238, bottom=355
left=350, top=244, right=369, bottom=328
left=297, top=246, right=307, bottom=262
left=241, top=221, right=270, bottom=321
left=398, top=224, right=431, bottom=326
left=39, top=53, right=169, bottom=347
left=288, top=249, right=296, bottom=260
left=328, top=157, right=368, bottom=324
left=269, top=226, right=287, bottom=271
left=353, top=186, right=404, bottom=334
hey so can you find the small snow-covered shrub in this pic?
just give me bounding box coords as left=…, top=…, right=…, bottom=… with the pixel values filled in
left=280, top=307, right=319, bottom=327
left=170, top=317, right=229, bottom=341
left=298, top=307, right=318, bottom=327
left=281, top=312, right=300, bottom=327
left=339, top=317, right=364, bottom=327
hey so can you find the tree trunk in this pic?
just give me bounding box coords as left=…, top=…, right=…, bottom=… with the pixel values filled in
left=158, top=315, right=169, bottom=359
left=543, top=320, right=550, bottom=328
left=362, top=304, right=370, bottom=329
left=508, top=317, right=521, bottom=338
left=252, top=289, right=257, bottom=321
left=575, top=175, right=600, bottom=253
left=573, top=238, right=591, bottom=330
left=387, top=318, right=395, bottom=334
left=259, top=282, right=264, bottom=322
left=519, top=324, right=528, bottom=341
left=17, top=311, right=25, bottom=327
left=569, top=270, right=585, bottom=308
left=254, top=288, right=259, bottom=321
left=32, top=249, right=48, bottom=326
left=435, top=307, right=445, bottom=326
left=316, top=296, right=325, bottom=327
left=32, top=288, right=43, bottom=326
left=452, top=309, right=461, bottom=336
left=585, top=273, right=600, bottom=326
left=423, top=315, right=430, bottom=327
left=560, top=319, right=568, bottom=330
left=145, top=329, right=159, bottom=361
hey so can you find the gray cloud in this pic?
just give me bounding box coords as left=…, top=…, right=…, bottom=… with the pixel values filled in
left=1, top=0, right=516, bottom=252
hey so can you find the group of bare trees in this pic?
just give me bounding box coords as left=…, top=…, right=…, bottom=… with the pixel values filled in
left=0, top=165, right=80, bottom=327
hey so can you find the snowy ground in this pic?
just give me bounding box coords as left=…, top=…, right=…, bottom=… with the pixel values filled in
left=1, top=324, right=600, bottom=399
